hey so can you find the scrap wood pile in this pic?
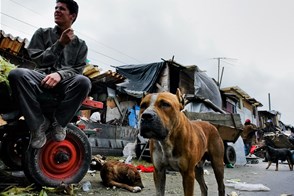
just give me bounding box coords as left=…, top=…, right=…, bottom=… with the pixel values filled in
left=83, top=64, right=101, bottom=79
left=95, top=70, right=125, bottom=84
left=83, top=64, right=125, bottom=84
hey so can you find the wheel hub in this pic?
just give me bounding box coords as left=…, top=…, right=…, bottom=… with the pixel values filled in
left=54, top=150, right=70, bottom=164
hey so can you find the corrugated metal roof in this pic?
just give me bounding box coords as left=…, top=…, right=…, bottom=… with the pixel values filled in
left=221, top=86, right=263, bottom=107
left=0, top=30, right=29, bottom=55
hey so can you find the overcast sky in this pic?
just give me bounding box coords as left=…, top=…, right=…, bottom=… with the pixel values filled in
left=1, top=0, right=294, bottom=125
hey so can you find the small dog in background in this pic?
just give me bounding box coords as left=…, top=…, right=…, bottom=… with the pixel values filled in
left=255, top=145, right=293, bottom=171
left=100, top=160, right=144, bottom=193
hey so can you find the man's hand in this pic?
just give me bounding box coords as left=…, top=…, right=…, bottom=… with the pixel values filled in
left=59, top=28, right=75, bottom=46
left=41, top=72, right=61, bottom=88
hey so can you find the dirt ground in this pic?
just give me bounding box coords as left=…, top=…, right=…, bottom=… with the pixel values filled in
left=1, top=157, right=293, bottom=196
left=75, top=158, right=293, bottom=196
left=74, top=160, right=294, bottom=196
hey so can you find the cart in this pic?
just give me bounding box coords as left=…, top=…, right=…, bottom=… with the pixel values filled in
left=183, top=111, right=243, bottom=165
left=0, top=82, right=103, bottom=187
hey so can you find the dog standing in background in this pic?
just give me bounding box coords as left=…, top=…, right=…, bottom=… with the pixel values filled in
left=255, top=145, right=293, bottom=171
left=139, top=89, right=225, bottom=196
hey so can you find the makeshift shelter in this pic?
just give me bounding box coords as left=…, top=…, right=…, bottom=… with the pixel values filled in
left=115, top=59, right=222, bottom=113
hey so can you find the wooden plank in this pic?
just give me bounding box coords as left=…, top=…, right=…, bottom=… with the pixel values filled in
left=211, top=123, right=242, bottom=143
left=183, top=111, right=243, bottom=143
left=183, top=111, right=242, bottom=128
left=81, top=99, right=104, bottom=109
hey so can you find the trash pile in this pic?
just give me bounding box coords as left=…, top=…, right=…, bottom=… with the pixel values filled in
left=225, top=178, right=270, bottom=192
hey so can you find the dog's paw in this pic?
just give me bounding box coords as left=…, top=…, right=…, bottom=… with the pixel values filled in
left=132, top=186, right=142, bottom=193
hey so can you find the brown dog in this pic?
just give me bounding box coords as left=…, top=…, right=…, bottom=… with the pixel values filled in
left=100, top=160, right=144, bottom=193
left=139, top=89, right=225, bottom=196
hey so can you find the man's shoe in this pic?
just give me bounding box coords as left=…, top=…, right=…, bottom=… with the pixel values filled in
left=31, top=117, right=50, bottom=149
left=52, top=120, right=66, bottom=141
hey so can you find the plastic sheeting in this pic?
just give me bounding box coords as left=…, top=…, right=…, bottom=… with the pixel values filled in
left=115, top=61, right=221, bottom=110
left=184, top=69, right=222, bottom=112
left=193, top=70, right=222, bottom=108
left=115, top=62, right=165, bottom=98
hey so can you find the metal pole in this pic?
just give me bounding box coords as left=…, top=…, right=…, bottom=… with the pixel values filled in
left=268, top=93, right=271, bottom=111
left=217, top=58, right=220, bottom=84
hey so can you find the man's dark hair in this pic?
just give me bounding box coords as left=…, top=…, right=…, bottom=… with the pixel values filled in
left=56, top=0, right=79, bottom=23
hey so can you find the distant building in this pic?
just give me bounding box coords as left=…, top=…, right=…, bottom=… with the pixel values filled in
left=258, top=110, right=281, bottom=129
left=221, top=86, right=263, bottom=126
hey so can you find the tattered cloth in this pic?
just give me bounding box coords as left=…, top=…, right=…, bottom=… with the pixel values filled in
left=136, top=164, right=154, bottom=173
left=115, top=62, right=165, bottom=98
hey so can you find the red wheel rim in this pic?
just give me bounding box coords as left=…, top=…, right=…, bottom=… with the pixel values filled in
left=39, top=137, right=83, bottom=179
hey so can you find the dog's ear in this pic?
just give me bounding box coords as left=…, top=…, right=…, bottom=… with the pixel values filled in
left=142, top=91, right=148, bottom=99
left=176, top=88, right=185, bottom=110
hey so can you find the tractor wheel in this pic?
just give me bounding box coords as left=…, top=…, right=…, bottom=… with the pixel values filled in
left=0, top=121, right=29, bottom=170
left=23, top=124, right=91, bottom=187
left=224, top=145, right=236, bottom=165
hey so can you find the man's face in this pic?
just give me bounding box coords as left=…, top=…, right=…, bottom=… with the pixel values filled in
left=54, top=2, right=76, bottom=27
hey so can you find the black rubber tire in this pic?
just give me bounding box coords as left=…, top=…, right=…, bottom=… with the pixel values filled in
left=0, top=121, right=30, bottom=170
left=224, top=145, right=236, bottom=165
left=23, top=124, right=91, bottom=187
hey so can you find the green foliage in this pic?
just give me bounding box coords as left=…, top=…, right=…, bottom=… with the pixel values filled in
left=0, top=184, right=35, bottom=196
left=0, top=55, right=17, bottom=87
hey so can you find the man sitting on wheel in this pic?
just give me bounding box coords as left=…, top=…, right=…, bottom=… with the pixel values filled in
left=8, top=0, right=91, bottom=149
